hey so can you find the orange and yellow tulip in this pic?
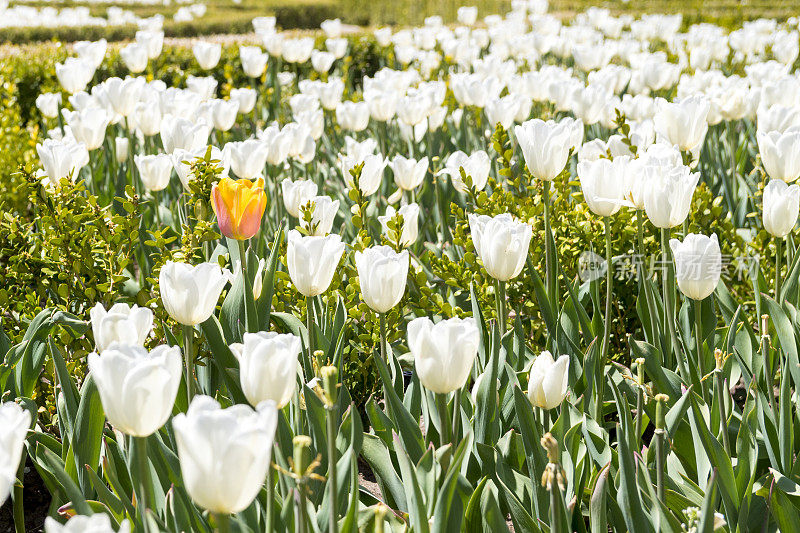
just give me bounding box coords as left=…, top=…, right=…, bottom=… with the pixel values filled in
left=211, top=177, right=267, bottom=240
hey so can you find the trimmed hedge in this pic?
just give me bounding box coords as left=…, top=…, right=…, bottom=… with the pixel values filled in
left=0, top=1, right=337, bottom=44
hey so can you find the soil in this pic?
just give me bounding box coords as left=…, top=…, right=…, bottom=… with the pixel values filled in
left=0, top=457, right=51, bottom=533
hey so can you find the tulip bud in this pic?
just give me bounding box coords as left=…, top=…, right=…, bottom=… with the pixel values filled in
left=320, top=365, right=338, bottom=406
left=293, top=435, right=313, bottom=476
left=211, top=177, right=267, bottom=240
left=468, top=213, right=532, bottom=281
left=88, top=343, right=182, bottom=437
left=229, top=332, right=301, bottom=408
left=90, top=302, right=153, bottom=353
left=408, top=317, right=479, bottom=394
left=669, top=233, right=722, bottom=301
left=173, top=396, right=277, bottom=514
left=159, top=261, right=230, bottom=326
left=36, top=92, right=61, bottom=119
left=763, top=179, right=800, bottom=237
left=286, top=230, right=345, bottom=297
left=115, top=137, right=129, bottom=164
left=355, top=246, right=409, bottom=313
left=527, top=351, right=570, bottom=410
left=0, top=402, right=31, bottom=507
left=44, top=514, right=130, bottom=533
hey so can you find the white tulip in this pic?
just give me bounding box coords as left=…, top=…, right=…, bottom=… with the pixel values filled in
left=209, top=99, right=239, bottom=132
left=64, top=108, right=110, bottom=151
left=173, top=396, right=277, bottom=514
left=134, top=154, right=173, bottom=192
left=527, top=351, right=569, bottom=409
left=341, top=153, right=388, bottom=196
left=88, top=343, right=182, bottom=437
left=643, top=164, right=700, bottom=229
left=225, top=139, right=269, bottom=180
left=408, top=317, right=479, bottom=394
left=44, top=514, right=130, bottom=533
left=515, top=118, right=573, bottom=181
left=240, top=46, right=268, bottom=78
left=286, top=230, right=345, bottom=297
left=230, top=88, right=257, bottom=114
left=378, top=204, right=420, bottom=246
left=577, top=157, right=630, bottom=217
left=757, top=128, right=800, bottom=182
left=669, top=233, right=722, bottom=300
left=0, top=402, right=30, bottom=507
left=160, top=116, right=210, bottom=154
left=336, top=101, right=370, bottom=132
left=654, top=95, right=710, bottom=153
left=281, top=178, right=318, bottom=218
left=193, top=41, right=222, bottom=70
left=159, top=261, right=230, bottom=326
left=230, top=332, right=301, bottom=408
left=90, top=302, right=153, bottom=353
left=437, top=150, right=490, bottom=192
left=763, top=179, right=800, bottom=237
left=300, top=195, right=339, bottom=236
left=55, top=57, right=95, bottom=95
left=115, top=137, right=129, bottom=164
left=355, top=246, right=409, bottom=313
left=469, top=213, right=533, bottom=281
left=390, top=155, right=428, bottom=191
left=36, top=93, right=61, bottom=119
left=120, top=43, right=148, bottom=74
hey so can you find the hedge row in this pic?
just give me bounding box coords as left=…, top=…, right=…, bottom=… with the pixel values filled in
left=0, top=2, right=339, bottom=44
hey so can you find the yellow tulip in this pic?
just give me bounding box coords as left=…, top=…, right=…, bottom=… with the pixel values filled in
left=211, top=177, right=267, bottom=240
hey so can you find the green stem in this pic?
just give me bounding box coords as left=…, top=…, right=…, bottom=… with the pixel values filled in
left=543, top=180, right=555, bottom=307
left=266, top=460, right=274, bottom=533
left=495, top=279, right=507, bottom=336
left=715, top=370, right=731, bottom=455
left=655, top=429, right=665, bottom=502
left=214, top=513, right=231, bottom=533
left=549, top=478, right=564, bottom=533
left=662, top=228, right=689, bottom=382
left=436, top=392, right=452, bottom=449
left=595, top=217, right=612, bottom=421
left=379, top=313, right=386, bottom=364
left=12, top=454, right=24, bottom=533
left=694, top=300, right=708, bottom=404
left=326, top=405, right=338, bottom=533
left=306, top=297, right=315, bottom=373
left=134, top=436, right=151, bottom=533
left=183, top=324, right=195, bottom=403
left=451, top=388, right=460, bottom=446
left=776, top=237, right=783, bottom=298
left=298, top=486, right=309, bottom=533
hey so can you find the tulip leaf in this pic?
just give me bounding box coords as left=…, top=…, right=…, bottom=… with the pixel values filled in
left=361, top=433, right=406, bottom=512
left=38, top=444, right=92, bottom=516
left=372, top=347, right=425, bottom=462
left=393, top=432, right=430, bottom=533
left=69, top=375, right=105, bottom=496
left=258, top=226, right=283, bottom=331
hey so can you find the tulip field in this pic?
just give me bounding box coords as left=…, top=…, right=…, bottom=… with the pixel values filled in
left=6, top=0, right=800, bottom=531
